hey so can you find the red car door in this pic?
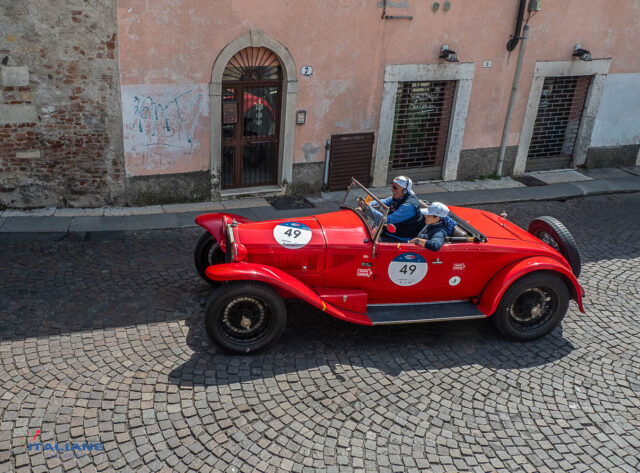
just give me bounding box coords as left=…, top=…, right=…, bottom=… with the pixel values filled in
left=368, top=241, right=453, bottom=304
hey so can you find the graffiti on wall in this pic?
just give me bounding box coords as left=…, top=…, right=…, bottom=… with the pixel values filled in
left=122, top=83, right=210, bottom=175
left=133, top=90, right=202, bottom=149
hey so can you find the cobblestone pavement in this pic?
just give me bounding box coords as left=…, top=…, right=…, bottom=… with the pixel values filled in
left=1, top=194, right=639, bottom=473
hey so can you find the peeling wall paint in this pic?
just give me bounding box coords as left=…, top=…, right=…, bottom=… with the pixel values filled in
left=301, top=143, right=321, bottom=163
left=121, top=83, right=209, bottom=176
left=0, top=1, right=125, bottom=208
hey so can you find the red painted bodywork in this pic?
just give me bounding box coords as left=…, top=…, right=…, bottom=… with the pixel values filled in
left=196, top=205, right=585, bottom=325
left=195, top=213, right=251, bottom=243
left=205, top=263, right=371, bottom=325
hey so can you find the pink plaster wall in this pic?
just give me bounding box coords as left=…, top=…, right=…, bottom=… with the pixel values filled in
left=121, top=83, right=209, bottom=175
left=117, top=0, right=640, bottom=175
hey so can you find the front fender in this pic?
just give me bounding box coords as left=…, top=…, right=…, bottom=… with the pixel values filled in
left=205, top=263, right=372, bottom=326
left=477, top=256, right=585, bottom=316
left=195, top=213, right=252, bottom=242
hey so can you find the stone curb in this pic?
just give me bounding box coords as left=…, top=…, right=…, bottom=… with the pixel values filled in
left=1, top=174, right=639, bottom=236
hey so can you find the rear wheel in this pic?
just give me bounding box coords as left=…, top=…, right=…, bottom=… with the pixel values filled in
left=194, top=231, right=225, bottom=285
left=205, top=282, right=287, bottom=354
left=528, top=216, right=581, bottom=277
left=493, top=272, right=570, bottom=341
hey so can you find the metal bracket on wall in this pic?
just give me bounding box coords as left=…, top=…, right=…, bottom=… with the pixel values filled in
left=381, top=0, right=413, bottom=20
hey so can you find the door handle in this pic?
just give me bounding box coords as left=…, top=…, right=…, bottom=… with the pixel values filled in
left=432, top=258, right=443, bottom=264
left=248, top=140, right=273, bottom=145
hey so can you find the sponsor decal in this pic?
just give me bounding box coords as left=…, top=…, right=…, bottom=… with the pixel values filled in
left=453, top=263, right=466, bottom=271
left=388, top=253, right=428, bottom=286
left=22, top=430, right=105, bottom=459
left=361, top=262, right=373, bottom=267
left=357, top=268, right=373, bottom=278
left=449, top=276, right=461, bottom=286
left=273, top=222, right=312, bottom=249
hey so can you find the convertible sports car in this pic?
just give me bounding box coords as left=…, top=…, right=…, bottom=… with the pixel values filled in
left=194, top=179, right=584, bottom=353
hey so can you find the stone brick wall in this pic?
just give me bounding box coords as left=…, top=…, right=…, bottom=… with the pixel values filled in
left=0, top=1, right=124, bottom=208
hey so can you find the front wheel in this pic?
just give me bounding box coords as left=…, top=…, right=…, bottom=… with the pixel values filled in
left=492, top=272, right=570, bottom=341
left=194, top=231, right=225, bottom=285
left=205, top=282, right=287, bottom=354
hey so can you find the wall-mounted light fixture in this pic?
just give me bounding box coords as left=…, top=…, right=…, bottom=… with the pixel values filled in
left=296, top=110, right=306, bottom=125
left=573, top=44, right=592, bottom=61
left=439, top=45, right=459, bottom=63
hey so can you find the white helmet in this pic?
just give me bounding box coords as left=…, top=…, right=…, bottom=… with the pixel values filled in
left=393, top=175, right=415, bottom=195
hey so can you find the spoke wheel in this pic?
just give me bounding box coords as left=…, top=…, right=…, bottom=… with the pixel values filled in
left=535, top=231, right=560, bottom=251
left=493, top=273, right=569, bottom=341
left=194, top=231, right=225, bottom=285
left=508, top=287, right=556, bottom=333
left=528, top=216, right=581, bottom=277
left=220, top=296, right=271, bottom=344
left=205, top=282, right=287, bottom=353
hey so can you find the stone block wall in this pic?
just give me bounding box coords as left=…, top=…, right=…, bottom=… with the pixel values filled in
left=0, top=2, right=125, bottom=208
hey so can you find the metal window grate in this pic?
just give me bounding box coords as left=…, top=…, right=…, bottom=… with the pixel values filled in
left=526, top=75, right=591, bottom=171
left=389, top=81, right=455, bottom=173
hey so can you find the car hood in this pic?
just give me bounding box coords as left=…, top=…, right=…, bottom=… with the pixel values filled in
left=232, top=210, right=369, bottom=273
left=234, top=210, right=368, bottom=248
left=452, top=206, right=539, bottom=242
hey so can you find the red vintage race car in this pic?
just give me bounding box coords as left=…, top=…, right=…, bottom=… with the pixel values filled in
left=194, top=179, right=584, bottom=353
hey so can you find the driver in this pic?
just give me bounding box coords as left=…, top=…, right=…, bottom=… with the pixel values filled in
left=367, top=176, right=424, bottom=242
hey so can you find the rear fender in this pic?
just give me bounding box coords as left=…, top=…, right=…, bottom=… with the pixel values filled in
left=205, top=263, right=372, bottom=326
left=477, top=256, right=584, bottom=316
left=195, top=213, right=251, bottom=242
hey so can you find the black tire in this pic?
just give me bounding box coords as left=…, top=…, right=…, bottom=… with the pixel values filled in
left=493, top=272, right=570, bottom=341
left=194, top=231, right=225, bottom=285
left=205, top=282, right=287, bottom=354
left=528, top=216, right=581, bottom=277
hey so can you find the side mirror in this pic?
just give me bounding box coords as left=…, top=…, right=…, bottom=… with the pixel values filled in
left=386, top=223, right=396, bottom=234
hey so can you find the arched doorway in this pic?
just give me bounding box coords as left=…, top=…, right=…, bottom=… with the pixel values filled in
left=221, top=48, right=282, bottom=188
left=209, top=30, right=298, bottom=197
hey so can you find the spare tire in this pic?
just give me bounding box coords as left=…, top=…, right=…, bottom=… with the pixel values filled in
left=528, top=216, right=581, bottom=277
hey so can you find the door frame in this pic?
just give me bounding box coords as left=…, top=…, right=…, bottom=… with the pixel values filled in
left=372, top=62, right=475, bottom=186
left=221, top=81, right=282, bottom=188
left=210, top=30, right=298, bottom=198
left=513, top=59, right=611, bottom=175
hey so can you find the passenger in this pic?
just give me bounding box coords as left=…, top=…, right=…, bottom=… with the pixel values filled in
left=368, top=176, right=424, bottom=242
left=409, top=202, right=458, bottom=251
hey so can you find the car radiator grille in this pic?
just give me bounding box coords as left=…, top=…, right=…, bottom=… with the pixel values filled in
left=246, top=252, right=322, bottom=272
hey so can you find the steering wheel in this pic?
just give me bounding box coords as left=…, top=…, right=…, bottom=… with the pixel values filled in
left=355, top=197, right=373, bottom=219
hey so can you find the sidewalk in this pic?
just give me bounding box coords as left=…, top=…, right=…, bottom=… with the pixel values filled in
left=1, top=167, right=639, bottom=238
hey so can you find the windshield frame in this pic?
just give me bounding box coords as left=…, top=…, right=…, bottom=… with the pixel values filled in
left=340, top=178, right=390, bottom=244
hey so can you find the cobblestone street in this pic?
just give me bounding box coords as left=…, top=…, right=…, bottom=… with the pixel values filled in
left=1, top=194, right=639, bottom=473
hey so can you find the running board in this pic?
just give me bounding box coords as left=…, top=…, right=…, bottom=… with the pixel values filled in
left=367, top=301, right=485, bottom=325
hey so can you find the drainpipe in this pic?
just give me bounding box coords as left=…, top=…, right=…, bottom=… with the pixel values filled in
left=506, top=0, right=527, bottom=51
left=496, top=24, right=529, bottom=177
left=322, top=139, right=331, bottom=192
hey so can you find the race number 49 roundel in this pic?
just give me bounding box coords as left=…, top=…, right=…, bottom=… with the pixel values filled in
left=273, top=222, right=313, bottom=249
left=388, top=253, right=428, bottom=286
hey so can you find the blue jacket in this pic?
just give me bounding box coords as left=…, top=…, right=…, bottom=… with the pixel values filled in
left=370, top=193, right=424, bottom=239
left=417, top=216, right=457, bottom=251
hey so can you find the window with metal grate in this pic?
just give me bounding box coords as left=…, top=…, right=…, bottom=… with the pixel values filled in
left=526, top=75, right=591, bottom=172
left=389, top=81, right=456, bottom=178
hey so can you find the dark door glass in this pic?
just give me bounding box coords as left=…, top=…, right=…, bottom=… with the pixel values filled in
left=242, top=142, right=275, bottom=186
left=242, top=86, right=277, bottom=138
